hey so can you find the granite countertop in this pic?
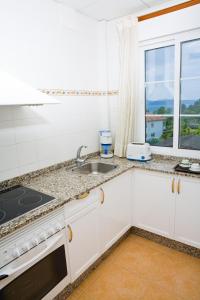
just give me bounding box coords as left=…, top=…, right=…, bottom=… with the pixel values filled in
left=0, top=155, right=199, bottom=239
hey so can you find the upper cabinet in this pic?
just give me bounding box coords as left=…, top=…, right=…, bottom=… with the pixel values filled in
left=0, top=71, right=60, bottom=106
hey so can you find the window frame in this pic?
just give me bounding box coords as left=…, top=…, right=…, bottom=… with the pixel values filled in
left=139, top=29, right=200, bottom=159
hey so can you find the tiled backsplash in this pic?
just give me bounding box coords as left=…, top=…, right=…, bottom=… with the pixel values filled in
left=0, top=97, right=101, bottom=182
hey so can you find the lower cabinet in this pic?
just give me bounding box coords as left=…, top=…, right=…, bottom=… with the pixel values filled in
left=64, top=170, right=132, bottom=282
left=99, top=171, right=132, bottom=252
left=133, top=169, right=200, bottom=248
left=65, top=200, right=100, bottom=282
left=64, top=168, right=200, bottom=283
left=132, top=169, right=174, bottom=238
left=174, top=176, right=200, bottom=248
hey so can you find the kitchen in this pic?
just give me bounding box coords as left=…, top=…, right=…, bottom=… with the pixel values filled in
left=0, top=0, right=200, bottom=299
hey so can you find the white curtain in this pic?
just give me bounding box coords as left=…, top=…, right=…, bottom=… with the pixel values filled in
left=114, top=18, right=138, bottom=157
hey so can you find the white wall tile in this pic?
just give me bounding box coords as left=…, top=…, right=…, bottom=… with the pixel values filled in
left=16, top=141, right=38, bottom=166
left=14, top=118, right=44, bottom=143
left=0, top=121, right=15, bottom=146
left=18, top=163, right=40, bottom=176
left=0, top=168, right=20, bottom=182
left=0, top=145, right=18, bottom=172
left=0, top=107, right=13, bottom=122
left=12, top=106, right=40, bottom=120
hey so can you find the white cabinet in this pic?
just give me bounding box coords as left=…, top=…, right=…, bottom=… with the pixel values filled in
left=65, top=190, right=100, bottom=282
left=63, top=168, right=200, bottom=283
left=133, top=170, right=200, bottom=248
left=64, top=170, right=132, bottom=282
left=99, top=171, right=132, bottom=252
left=174, top=176, right=200, bottom=248
left=132, top=169, right=174, bottom=238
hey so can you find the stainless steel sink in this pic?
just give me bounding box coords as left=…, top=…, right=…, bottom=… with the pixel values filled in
left=72, top=162, right=118, bottom=175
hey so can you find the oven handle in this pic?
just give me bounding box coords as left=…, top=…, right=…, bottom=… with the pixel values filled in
left=0, top=232, right=63, bottom=279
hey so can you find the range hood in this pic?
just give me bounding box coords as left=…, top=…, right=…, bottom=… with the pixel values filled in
left=0, top=71, right=60, bottom=106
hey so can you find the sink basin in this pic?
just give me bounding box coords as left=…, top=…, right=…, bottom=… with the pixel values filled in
left=72, top=162, right=118, bottom=175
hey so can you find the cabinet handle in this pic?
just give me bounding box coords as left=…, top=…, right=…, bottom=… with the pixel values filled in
left=77, top=191, right=90, bottom=200
left=177, top=179, right=181, bottom=194
left=172, top=178, right=175, bottom=193
left=67, top=225, right=73, bottom=242
left=100, top=187, right=104, bottom=204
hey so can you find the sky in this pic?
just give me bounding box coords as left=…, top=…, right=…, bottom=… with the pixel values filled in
left=145, top=39, right=200, bottom=101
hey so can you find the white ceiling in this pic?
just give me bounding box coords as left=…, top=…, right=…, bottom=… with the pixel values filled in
left=56, top=0, right=174, bottom=21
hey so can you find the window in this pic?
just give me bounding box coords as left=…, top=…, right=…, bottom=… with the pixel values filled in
left=179, top=39, right=200, bottom=150
left=145, top=46, right=174, bottom=147
left=144, top=34, right=200, bottom=153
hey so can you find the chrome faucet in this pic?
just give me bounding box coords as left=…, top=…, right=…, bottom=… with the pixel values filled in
left=76, top=145, right=88, bottom=166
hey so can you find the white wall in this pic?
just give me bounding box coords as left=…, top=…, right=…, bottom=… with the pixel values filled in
left=138, top=4, right=200, bottom=42
left=97, top=21, right=110, bottom=130
left=0, top=0, right=101, bottom=181
left=106, top=21, right=120, bottom=141
left=0, top=0, right=99, bottom=89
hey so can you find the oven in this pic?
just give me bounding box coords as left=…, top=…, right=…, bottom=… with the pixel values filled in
left=0, top=228, right=70, bottom=300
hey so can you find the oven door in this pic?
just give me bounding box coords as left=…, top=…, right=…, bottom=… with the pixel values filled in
left=0, top=229, right=70, bottom=300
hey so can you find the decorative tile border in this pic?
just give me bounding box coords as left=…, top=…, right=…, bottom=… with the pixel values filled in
left=39, top=89, right=119, bottom=96
left=131, top=226, right=200, bottom=258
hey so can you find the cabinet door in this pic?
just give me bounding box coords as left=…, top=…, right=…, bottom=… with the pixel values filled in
left=174, top=176, right=200, bottom=248
left=99, top=171, right=132, bottom=252
left=66, top=202, right=100, bottom=282
left=133, top=170, right=174, bottom=238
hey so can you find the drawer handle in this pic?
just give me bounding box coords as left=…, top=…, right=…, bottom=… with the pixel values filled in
left=100, top=187, right=104, bottom=204
left=67, top=225, right=73, bottom=243
left=177, top=179, right=181, bottom=194
left=172, top=178, right=175, bottom=193
left=77, top=191, right=90, bottom=200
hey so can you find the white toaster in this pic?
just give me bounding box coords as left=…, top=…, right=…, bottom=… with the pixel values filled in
left=126, top=143, right=152, bottom=161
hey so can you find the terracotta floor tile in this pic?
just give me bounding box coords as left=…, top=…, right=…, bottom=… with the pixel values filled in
left=66, top=291, right=77, bottom=299
left=67, top=235, right=200, bottom=300
left=80, top=265, right=146, bottom=300
left=141, top=281, right=184, bottom=300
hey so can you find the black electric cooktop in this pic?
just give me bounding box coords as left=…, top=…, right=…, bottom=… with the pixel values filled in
left=0, top=185, right=54, bottom=226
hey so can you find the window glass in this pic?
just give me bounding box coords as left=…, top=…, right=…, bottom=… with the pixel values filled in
left=179, top=39, right=200, bottom=150
left=145, top=46, right=175, bottom=82
left=180, top=79, right=200, bottom=114
left=146, top=116, right=173, bottom=147
left=146, top=82, right=174, bottom=115
left=179, top=117, right=200, bottom=150
left=145, top=45, right=175, bottom=147
left=181, top=39, right=200, bottom=78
